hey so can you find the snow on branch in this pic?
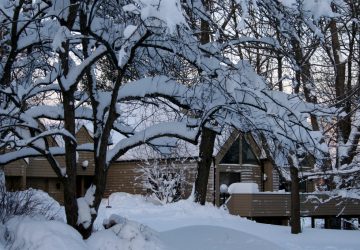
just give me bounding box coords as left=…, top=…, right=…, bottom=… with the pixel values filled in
left=107, top=122, right=198, bottom=163
left=117, top=76, right=189, bottom=106
left=12, top=129, right=76, bottom=148
left=0, top=143, right=94, bottom=165
left=124, top=0, right=187, bottom=33
left=59, top=45, right=107, bottom=91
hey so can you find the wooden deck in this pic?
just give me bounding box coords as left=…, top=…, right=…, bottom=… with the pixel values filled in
left=226, top=193, right=360, bottom=218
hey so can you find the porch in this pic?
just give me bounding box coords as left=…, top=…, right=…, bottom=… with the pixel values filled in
left=226, top=192, right=360, bottom=228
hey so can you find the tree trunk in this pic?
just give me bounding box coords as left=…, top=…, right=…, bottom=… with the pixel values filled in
left=330, top=19, right=350, bottom=144
left=62, top=91, right=80, bottom=234
left=193, top=0, right=217, bottom=205
left=291, top=38, right=319, bottom=131
left=63, top=177, right=79, bottom=231
left=77, top=158, right=109, bottom=239
left=289, top=155, right=301, bottom=234
left=194, top=127, right=216, bottom=204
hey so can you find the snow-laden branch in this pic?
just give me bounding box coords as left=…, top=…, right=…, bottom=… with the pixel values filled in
left=107, top=121, right=198, bottom=164
left=117, top=75, right=189, bottom=105
left=13, top=129, right=76, bottom=147
left=59, top=45, right=107, bottom=91
left=0, top=143, right=94, bottom=165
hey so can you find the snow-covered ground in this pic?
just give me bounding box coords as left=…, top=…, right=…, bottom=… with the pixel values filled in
left=1, top=191, right=359, bottom=250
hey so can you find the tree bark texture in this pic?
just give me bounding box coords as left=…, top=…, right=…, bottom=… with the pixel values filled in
left=289, top=156, right=301, bottom=234
left=194, top=0, right=217, bottom=205
left=194, top=127, right=216, bottom=204
left=330, top=19, right=350, bottom=144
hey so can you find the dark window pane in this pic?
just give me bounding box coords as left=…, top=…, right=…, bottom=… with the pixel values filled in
left=242, top=139, right=259, bottom=164
left=299, top=180, right=307, bottom=193
left=219, top=172, right=241, bottom=187
left=220, top=138, right=240, bottom=164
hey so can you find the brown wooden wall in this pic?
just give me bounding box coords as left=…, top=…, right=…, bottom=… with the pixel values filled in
left=227, top=193, right=360, bottom=218
left=3, top=159, right=27, bottom=176
left=3, top=159, right=27, bottom=190
left=104, top=161, right=215, bottom=202
left=105, top=161, right=147, bottom=197
left=26, top=177, right=64, bottom=203
left=27, top=151, right=96, bottom=177
left=2, top=126, right=250, bottom=205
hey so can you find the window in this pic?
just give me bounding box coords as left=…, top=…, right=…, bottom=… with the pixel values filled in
left=242, top=139, right=259, bottom=164
left=220, top=138, right=240, bottom=164
left=219, top=172, right=241, bottom=187
left=220, top=136, right=259, bottom=165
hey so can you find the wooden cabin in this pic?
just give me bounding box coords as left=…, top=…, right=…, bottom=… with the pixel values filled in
left=3, top=126, right=360, bottom=229
left=2, top=126, right=212, bottom=203
left=213, top=131, right=360, bottom=228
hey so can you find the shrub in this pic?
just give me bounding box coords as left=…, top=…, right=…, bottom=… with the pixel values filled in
left=137, top=160, right=189, bottom=204
left=0, top=186, right=61, bottom=224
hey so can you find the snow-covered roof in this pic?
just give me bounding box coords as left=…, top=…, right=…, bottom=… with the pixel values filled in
left=76, top=124, right=267, bottom=163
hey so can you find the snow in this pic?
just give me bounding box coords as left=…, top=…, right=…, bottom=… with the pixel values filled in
left=82, top=160, right=89, bottom=168
left=135, top=0, right=187, bottom=33
left=88, top=215, right=163, bottom=250
left=5, top=216, right=87, bottom=250
left=123, top=25, right=138, bottom=39
left=94, top=193, right=360, bottom=249
left=279, top=0, right=335, bottom=19
left=107, top=121, right=198, bottom=163
left=52, top=26, right=71, bottom=53
left=77, top=185, right=96, bottom=229
left=118, top=47, right=128, bottom=68
left=1, top=192, right=359, bottom=250
left=161, top=225, right=281, bottom=250
left=227, top=182, right=259, bottom=194
left=219, top=184, right=228, bottom=193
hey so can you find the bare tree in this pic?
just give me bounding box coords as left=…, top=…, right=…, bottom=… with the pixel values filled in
left=0, top=0, right=335, bottom=238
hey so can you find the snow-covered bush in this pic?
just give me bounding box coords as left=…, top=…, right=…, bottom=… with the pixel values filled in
left=137, top=161, right=189, bottom=204
left=0, top=187, right=62, bottom=224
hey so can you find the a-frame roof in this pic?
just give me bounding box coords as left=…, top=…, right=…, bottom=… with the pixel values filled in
left=214, top=130, right=264, bottom=165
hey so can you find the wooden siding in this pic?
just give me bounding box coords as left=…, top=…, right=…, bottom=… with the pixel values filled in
left=227, top=193, right=360, bottom=218
left=104, top=161, right=204, bottom=199
left=47, top=178, right=64, bottom=203
left=26, top=151, right=95, bottom=177
left=77, top=151, right=95, bottom=176
left=206, top=163, right=215, bottom=202
left=76, top=126, right=94, bottom=145
left=263, top=160, right=273, bottom=191
left=26, top=177, right=64, bottom=203
left=3, top=159, right=27, bottom=176
left=272, top=169, right=279, bottom=191
left=105, top=162, right=147, bottom=197
left=3, top=159, right=27, bottom=190
left=27, top=155, right=68, bottom=177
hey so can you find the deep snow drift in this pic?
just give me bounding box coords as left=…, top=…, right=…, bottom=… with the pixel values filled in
left=1, top=192, right=359, bottom=250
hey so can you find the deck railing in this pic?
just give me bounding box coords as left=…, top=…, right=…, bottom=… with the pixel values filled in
left=226, top=192, right=360, bottom=217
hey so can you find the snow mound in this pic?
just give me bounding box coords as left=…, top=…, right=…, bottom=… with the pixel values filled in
left=228, top=182, right=259, bottom=194
left=4, top=216, right=87, bottom=250
left=27, top=188, right=65, bottom=221
left=88, top=214, right=163, bottom=250
left=95, top=192, right=232, bottom=232
left=160, top=225, right=283, bottom=250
